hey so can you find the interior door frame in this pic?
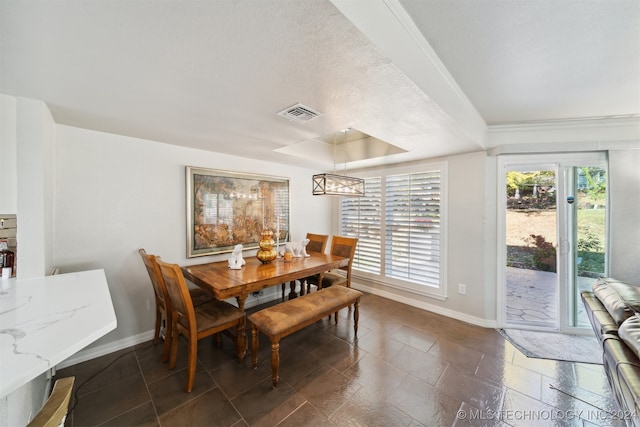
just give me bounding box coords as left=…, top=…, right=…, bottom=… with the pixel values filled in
left=497, top=152, right=608, bottom=333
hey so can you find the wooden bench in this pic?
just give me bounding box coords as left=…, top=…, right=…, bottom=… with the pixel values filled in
left=248, top=286, right=363, bottom=387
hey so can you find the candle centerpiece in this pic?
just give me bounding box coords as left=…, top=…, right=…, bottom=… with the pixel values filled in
left=256, top=229, right=277, bottom=264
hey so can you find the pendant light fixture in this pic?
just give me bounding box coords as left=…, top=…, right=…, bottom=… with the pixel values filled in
left=312, top=129, right=364, bottom=197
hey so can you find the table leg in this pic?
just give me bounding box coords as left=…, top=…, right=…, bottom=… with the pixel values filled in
left=236, top=294, right=248, bottom=359
left=288, top=281, right=297, bottom=299
left=299, top=279, right=306, bottom=296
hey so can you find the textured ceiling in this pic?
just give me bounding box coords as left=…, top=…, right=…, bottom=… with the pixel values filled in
left=1, top=0, right=638, bottom=170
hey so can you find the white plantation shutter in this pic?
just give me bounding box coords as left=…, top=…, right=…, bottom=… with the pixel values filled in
left=385, top=172, right=441, bottom=286
left=340, top=166, right=445, bottom=294
left=341, top=177, right=381, bottom=273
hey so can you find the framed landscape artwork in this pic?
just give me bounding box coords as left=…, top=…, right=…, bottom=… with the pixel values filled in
left=186, top=167, right=290, bottom=257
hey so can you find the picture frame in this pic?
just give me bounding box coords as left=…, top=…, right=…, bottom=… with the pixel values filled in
left=186, top=167, right=290, bottom=257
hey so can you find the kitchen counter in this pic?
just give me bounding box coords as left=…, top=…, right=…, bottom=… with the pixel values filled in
left=0, top=269, right=116, bottom=397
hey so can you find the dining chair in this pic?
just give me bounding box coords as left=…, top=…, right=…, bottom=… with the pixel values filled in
left=303, top=235, right=358, bottom=295
left=139, top=248, right=214, bottom=363
left=282, top=233, right=329, bottom=301
left=156, top=257, right=245, bottom=392
left=316, top=235, right=358, bottom=290
left=305, top=233, right=329, bottom=254
left=298, top=233, right=330, bottom=295
left=27, top=376, right=75, bottom=427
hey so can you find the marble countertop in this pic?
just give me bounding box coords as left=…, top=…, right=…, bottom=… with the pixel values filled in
left=0, top=269, right=117, bottom=397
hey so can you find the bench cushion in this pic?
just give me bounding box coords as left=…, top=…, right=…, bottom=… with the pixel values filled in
left=249, top=286, right=362, bottom=337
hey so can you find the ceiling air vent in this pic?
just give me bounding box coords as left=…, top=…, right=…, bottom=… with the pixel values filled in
left=277, top=103, right=323, bottom=123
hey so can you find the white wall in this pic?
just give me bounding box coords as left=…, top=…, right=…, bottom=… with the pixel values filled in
left=53, top=125, right=333, bottom=358
left=446, top=151, right=494, bottom=320
left=609, top=149, right=640, bottom=284
left=15, top=97, right=56, bottom=278
left=0, top=94, right=56, bottom=278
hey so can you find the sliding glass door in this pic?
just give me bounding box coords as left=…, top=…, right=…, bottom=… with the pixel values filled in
left=569, top=165, right=608, bottom=328
left=498, top=153, right=608, bottom=332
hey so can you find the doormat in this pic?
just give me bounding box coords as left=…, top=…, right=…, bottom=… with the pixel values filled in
left=498, top=328, right=602, bottom=365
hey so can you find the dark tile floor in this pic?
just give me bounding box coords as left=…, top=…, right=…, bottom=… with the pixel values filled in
left=58, top=292, right=624, bottom=427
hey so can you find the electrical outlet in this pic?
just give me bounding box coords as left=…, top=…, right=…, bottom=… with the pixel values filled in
left=458, top=283, right=467, bottom=295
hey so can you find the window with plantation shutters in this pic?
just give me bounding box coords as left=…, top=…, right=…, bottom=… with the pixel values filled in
left=340, top=177, right=382, bottom=274
left=385, top=171, right=441, bottom=287
left=340, top=164, right=446, bottom=297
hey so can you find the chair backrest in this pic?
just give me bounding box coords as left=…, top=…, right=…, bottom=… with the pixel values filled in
left=305, top=233, right=329, bottom=254
left=27, top=376, right=75, bottom=427
left=156, top=258, right=196, bottom=330
left=330, top=236, right=358, bottom=278
left=139, top=249, right=169, bottom=313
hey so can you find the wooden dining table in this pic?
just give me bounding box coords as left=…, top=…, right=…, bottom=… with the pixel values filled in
left=181, top=252, right=349, bottom=357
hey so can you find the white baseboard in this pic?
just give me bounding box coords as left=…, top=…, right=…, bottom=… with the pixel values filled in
left=352, top=281, right=498, bottom=329
left=56, top=330, right=155, bottom=369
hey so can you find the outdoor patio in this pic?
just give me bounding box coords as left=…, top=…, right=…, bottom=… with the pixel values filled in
left=506, top=266, right=595, bottom=328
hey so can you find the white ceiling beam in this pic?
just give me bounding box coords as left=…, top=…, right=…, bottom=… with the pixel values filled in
left=331, top=0, right=488, bottom=147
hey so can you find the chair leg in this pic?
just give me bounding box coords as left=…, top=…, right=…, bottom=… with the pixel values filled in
left=251, top=325, right=259, bottom=369
left=168, top=322, right=179, bottom=370
left=353, top=299, right=360, bottom=336
left=235, top=325, right=243, bottom=362
left=185, top=334, right=198, bottom=392
left=161, top=316, right=171, bottom=363
left=153, top=309, right=161, bottom=345
left=281, top=283, right=285, bottom=302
